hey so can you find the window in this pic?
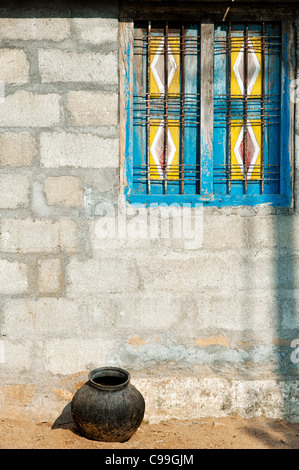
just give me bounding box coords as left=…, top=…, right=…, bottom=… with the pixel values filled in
left=120, top=14, right=294, bottom=207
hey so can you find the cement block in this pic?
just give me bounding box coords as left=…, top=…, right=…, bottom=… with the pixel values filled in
left=37, top=259, right=62, bottom=294
left=0, top=218, right=77, bottom=253
left=2, top=299, right=90, bottom=338
left=202, top=215, right=248, bottom=250
left=66, top=91, right=118, bottom=126
left=194, top=290, right=276, bottom=332
left=66, top=258, right=140, bottom=297
left=0, top=91, right=60, bottom=127
left=72, top=17, right=118, bottom=44
left=0, top=132, right=38, bottom=167
left=44, top=338, right=114, bottom=375
left=280, top=291, right=299, bottom=330
left=40, top=132, right=118, bottom=168
left=0, top=259, right=28, bottom=294
left=0, top=49, right=29, bottom=85
left=137, top=253, right=241, bottom=293
left=0, top=341, right=32, bottom=371
left=44, top=176, right=83, bottom=208
left=249, top=215, right=299, bottom=252
left=0, top=174, right=29, bottom=209
left=94, top=292, right=181, bottom=331
left=247, top=216, right=293, bottom=249
left=0, top=18, right=71, bottom=41
left=38, top=49, right=118, bottom=83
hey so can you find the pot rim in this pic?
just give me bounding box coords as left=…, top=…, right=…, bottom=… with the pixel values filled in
left=88, top=366, right=131, bottom=391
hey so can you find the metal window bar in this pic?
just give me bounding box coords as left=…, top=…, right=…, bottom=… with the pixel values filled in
left=164, top=21, right=169, bottom=194
left=180, top=22, right=185, bottom=194
left=220, top=23, right=280, bottom=192
left=227, top=21, right=232, bottom=193
left=134, top=37, right=200, bottom=55
left=244, top=23, right=249, bottom=193
left=146, top=21, right=151, bottom=194
left=133, top=22, right=200, bottom=194
left=261, top=21, right=265, bottom=194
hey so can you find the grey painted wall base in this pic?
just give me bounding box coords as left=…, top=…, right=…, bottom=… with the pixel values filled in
left=1, top=376, right=299, bottom=424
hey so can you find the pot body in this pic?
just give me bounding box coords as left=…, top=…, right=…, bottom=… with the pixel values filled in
left=71, top=367, right=145, bottom=442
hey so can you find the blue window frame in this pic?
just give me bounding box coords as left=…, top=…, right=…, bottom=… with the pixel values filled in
left=121, top=19, right=293, bottom=207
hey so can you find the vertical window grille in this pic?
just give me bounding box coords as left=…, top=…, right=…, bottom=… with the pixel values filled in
left=133, top=21, right=201, bottom=195
left=214, top=22, right=282, bottom=196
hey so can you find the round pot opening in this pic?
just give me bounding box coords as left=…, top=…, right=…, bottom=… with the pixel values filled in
left=88, top=367, right=130, bottom=391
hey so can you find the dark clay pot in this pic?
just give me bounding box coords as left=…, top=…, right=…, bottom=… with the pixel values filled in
left=71, top=366, right=145, bottom=442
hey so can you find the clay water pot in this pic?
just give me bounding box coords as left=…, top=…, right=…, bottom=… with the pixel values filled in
left=71, top=366, right=145, bottom=442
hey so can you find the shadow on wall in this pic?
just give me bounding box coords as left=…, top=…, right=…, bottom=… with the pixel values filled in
left=273, top=214, right=299, bottom=422
left=0, top=0, right=120, bottom=19
left=240, top=210, right=299, bottom=450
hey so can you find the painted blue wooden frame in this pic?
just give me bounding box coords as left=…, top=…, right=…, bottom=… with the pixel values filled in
left=122, top=20, right=293, bottom=207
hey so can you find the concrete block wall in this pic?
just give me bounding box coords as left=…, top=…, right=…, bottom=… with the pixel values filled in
left=0, top=1, right=298, bottom=424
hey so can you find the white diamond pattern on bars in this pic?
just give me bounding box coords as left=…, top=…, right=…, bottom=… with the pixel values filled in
left=150, top=120, right=176, bottom=180
left=234, top=121, right=260, bottom=180
left=151, top=38, right=177, bottom=95
left=233, top=38, right=261, bottom=96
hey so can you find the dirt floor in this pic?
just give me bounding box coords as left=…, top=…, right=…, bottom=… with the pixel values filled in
left=0, top=409, right=299, bottom=450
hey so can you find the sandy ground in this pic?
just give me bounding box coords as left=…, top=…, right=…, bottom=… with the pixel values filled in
left=0, top=407, right=299, bottom=450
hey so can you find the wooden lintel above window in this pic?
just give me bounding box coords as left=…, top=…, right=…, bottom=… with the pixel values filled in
left=120, top=1, right=297, bottom=22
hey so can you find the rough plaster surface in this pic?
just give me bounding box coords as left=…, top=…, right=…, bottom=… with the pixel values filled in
left=0, top=1, right=298, bottom=422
